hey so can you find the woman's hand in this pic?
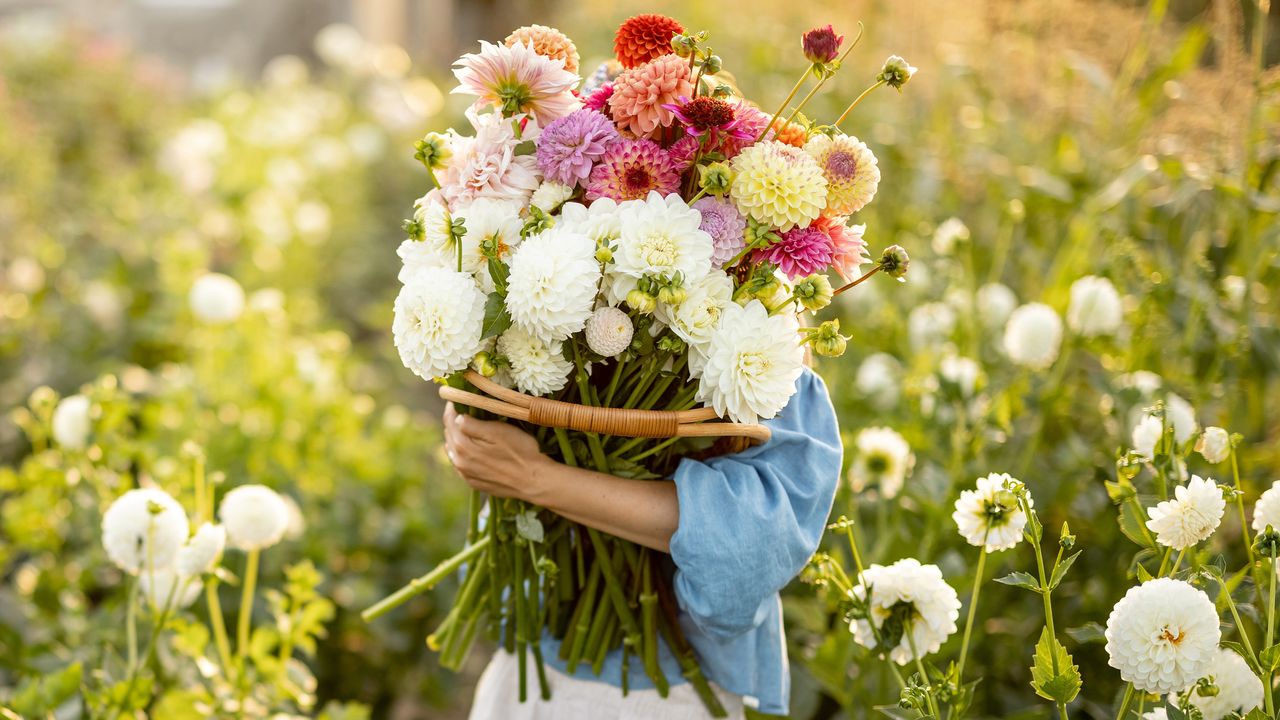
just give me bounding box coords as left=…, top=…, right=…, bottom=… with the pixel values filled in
left=442, top=403, right=551, bottom=502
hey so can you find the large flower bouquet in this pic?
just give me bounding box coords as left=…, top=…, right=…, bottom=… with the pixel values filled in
left=363, top=14, right=913, bottom=715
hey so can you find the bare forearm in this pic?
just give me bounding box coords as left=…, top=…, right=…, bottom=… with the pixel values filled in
left=528, top=460, right=679, bottom=553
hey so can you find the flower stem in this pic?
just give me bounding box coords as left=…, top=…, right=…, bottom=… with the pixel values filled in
left=758, top=72, right=810, bottom=142
left=1114, top=683, right=1135, bottom=720
left=1231, top=447, right=1259, bottom=572
left=1167, top=547, right=1187, bottom=577
left=904, top=624, right=940, bottom=718
left=956, top=547, right=987, bottom=682
left=835, top=79, right=886, bottom=127
left=205, top=577, right=234, bottom=676
left=1268, top=547, right=1277, bottom=653
left=236, top=548, right=260, bottom=686
left=688, top=187, right=709, bottom=204
left=362, top=535, right=493, bottom=621
left=783, top=22, right=864, bottom=127
left=832, top=264, right=882, bottom=296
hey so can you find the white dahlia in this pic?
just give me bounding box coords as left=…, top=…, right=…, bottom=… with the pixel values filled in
left=398, top=197, right=523, bottom=287
left=694, top=300, right=804, bottom=424
left=938, top=355, right=980, bottom=397
left=218, top=484, right=291, bottom=551
left=1195, top=427, right=1231, bottom=465
left=1252, top=481, right=1280, bottom=534
left=730, top=140, right=828, bottom=231
left=1104, top=578, right=1221, bottom=695
left=609, top=192, right=713, bottom=302
left=140, top=568, right=202, bottom=611
left=189, top=273, right=245, bottom=324
left=1185, top=647, right=1264, bottom=720
left=506, top=226, right=600, bottom=341
left=557, top=198, right=623, bottom=247
left=855, top=352, right=903, bottom=410
left=1166, top=393, right=1199, bottom=445
left=931, top=217, right=970, bottom=255
left=952, top=473, right=1032, bottom=552
left=804, top=133, right=880, bottom=215
left=393, top=267, right=486, bottom=381
left=1132, top=414, right=1164, bottom=462
left=1002, top=302, right=1063, bottom=370
left=976, top=282, right=1018, bottom=329
left=907, top=302, right=956, bottom=351
left=1067, top=275, right=1124, bottom=337
left=102, top=488, right=190, bottom=575
left=584, top=306, right=633, bottom=357
left=1146, top=475, right=1225, bottom=550
left=850, top=558, right=960, bottom=665
left=848, top=427, right=914, bottom=499
left=496, top=326, right=573, bottom=396
left=529, top=180, right=574, bottom=213
left=51, top=394, right=92, bottom=450
left=176, top=522, right=226, bottom=576
left=458, top=198, right=525, bottom=272
left=658, top=271, right=734, bottom=348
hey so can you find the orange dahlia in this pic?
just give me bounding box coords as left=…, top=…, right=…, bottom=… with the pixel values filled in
left=613, top=14, right=684, bottom=69
left=505, top=24, right=580, bottom=74
left=608, top=54, right=694, bottom=137
left=772, top=119, right=809, bottom=148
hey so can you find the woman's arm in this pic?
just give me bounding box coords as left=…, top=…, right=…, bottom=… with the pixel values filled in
left=442, top=403, right=679, bottom=553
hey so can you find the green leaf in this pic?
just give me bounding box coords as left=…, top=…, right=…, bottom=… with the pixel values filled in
left=513, top=139, right=537, bottom=156
left=1029, top=628, right=1081, bottom=704
left=487, top=256, right=509, bottom=296
left=1049, top=550, right=1083, bottom=590
left=515, top=510, right=544, bottom=543
left=1118, top=500, right=1157, bottom=549
left=1064, top=622, right=1106, bottom=644
left=481, top=293, right=512, bottom=340
left=1136, top=562, right=1154, bottom=583
left=1164, top=705, right=1189, bottom=720
left=1221, top=640, right=1264, bottom=676
left=994, top=571, right=1041, bottom=592
left=1242, top=708, right=1270, bottom=720
left=1259, top=642, right=1280, bottom=673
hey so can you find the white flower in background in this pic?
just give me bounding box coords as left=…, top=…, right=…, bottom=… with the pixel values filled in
left=584, top=306, right=634, bottom=357
left=189, top=273, right=245, bottom=324
left=1251, top=482, right=1280, bottom=534
left=855, top=353, right=902, bottom=410
left=952, top=473, right=1031, bottom=551
left=1221, top=275, right=1247, bottom=310
left=314, top=23, right=368, bottom=72
left=558, top=198, right=623, bottom=247
left=102, top=488, right=190, bottom=574
left=1186, top=647, right=1264, bottom=720
left=496, top=326, right=573, bottom=396
left=1104, top=578, right=1221, bottom=695
left=939, top=355, right=980, bottom=397
left=1066, top=275, right=1124, bottom=337
left=176, top=523, right=226, bottom=576
left=1002, top=302, right=1063, bottom=369
left=609, top=192, right=713, bottom=303
left=907, top=302, right=956, bottom=351
left=848, top=427, right=914, bottom=499
left=219, top=484, right=290, bottom=551
left=392, top=267, right=486, bottom=381
left=506, top=227, right=601, bottom=341
left=1195, top=427, right=1231, bottom=464
left=1118, top=370, right=1164, bottom=397
left=1166, top=393, right=1199, bottom=445
left=158, top=119, right=227, bottom=194
left=1142, top=710, right=1167, bottom=720
left=140, top=568, right=202, bottom=611
left=294, top=200, right=332, bottom=243
left=850, top=558, right=960, bottom=665
left=931, top=217, right=970, bottom=255
left=83, top=280, right=125, bottom=331
left=976, top=282, right=1017, bottom=329
left=659, top=271, right=734, bottom=348
left=1146, top=475, right=1225, bottom=550
left=51, top=394, right=92, bottom=450
left=248, top=288, right=286, bottom=315
left=281, top=494, right=306, bottom=540
left=1132, top=414, right=1164, bottom=462
left=695, top=300, right=804, bottom=424
left=530, top=181, right=574, bottom=213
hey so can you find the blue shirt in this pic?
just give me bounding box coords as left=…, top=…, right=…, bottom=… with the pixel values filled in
left=541, top=369, right=843, bottom=715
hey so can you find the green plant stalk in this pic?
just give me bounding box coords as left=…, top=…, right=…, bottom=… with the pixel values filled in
left=111, top=578, right=181, bottom=720
left=205, top=577, right=234, bottom=676
left=1231, top=449, right=1259, bottom=570
left=1114, top=683, right=1135, bottom=720
left=563, top=564, right=602, bottom=671
left=904, top=623, right=940, bottom=718
left=1219, top=574, right=1273, bottom=715
left=956, top=545, right=988, bottom=683
left=1268, top=547, right=1277, bottom=660
left=655, top=605, right=728, bottom=718
left=513, top=535, right=529, bottom=702
left=640, top=559, right=669, bottom=697
left=362, top=535, right=493, bottom=621
left=235, top=548, right=261, bottom=688
left=1167, top=548, right=1187, bottom=577
left=193, top=453, right=208, bottom=524
left=783, top=23, right=865, bottom=127
left=1029, top=506, right=1067, bottom=720
left=758, top=71, right=810, bottom=142
left=834, top=79, right=886, bottom=127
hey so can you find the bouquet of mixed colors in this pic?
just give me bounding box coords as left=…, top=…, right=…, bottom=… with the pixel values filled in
left=363, top=14, right=914, bottom=715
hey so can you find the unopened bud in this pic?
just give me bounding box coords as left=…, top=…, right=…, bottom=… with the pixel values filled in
left=877, top=55, right=916, bottom=91
left=473, top=352, right=498, bottom=377
left=626, top=289, right=657, bottom=315
left=793, top=274, right=834, bottom=311
left=698, top=162, right=735, bottom=196
left=657, top=335, right=686, bottom=353
left=879, top=245, right=910, bottom=280
left=657, top=284, right=687, bottom=305
left=413, top=132, right=451, bottom=170
left=701, top=54, right=722, bottom=75
left=594, top=244, right=614, bottom=264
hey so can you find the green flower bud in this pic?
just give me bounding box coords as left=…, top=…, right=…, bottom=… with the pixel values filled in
left=802, top=319, right=848, bottom=358
left=402, top=218, right=424, bottom=241
left=657, top=335, right=686, bottom=354
left=594, top=243, right=614, bottom=264
left=698, top=162, right=735, bottom=196
left=413, top=132, right=451, bottom=170
left=473, top=352, right=498, bottom=378
left=626, top=289, right=657, bottom=315
left=793, top=273, right=834, bottom=311
left=878, top=245, right=910, bottom=280
left=701, top=54, right=723, bottom=75
left=876, top=55, right=917, bottom=91
left=712, top=84, right=733, bottom=99
left=657, top=284, right=687, bottom=306
left=1254, top=526, right=1280, bottom=557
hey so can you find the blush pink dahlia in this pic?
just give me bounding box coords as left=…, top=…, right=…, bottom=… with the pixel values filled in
left=813, top=215, right=869, bottom=281
left=536, top=109, right=619, bottom=186
left=585, top=138, right=681, bottom=202
left=440, top=110, right=541, bottom=209
left=608, top=54, right=694, bottom=137
left=452, top=40, right=581, bottom=126
left=754, top=224, right=835, bottom=279
left=693, top=197, right=747, bottom=268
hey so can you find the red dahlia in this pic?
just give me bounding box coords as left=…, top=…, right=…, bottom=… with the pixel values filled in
left=614, top=14, right=685, bottom=69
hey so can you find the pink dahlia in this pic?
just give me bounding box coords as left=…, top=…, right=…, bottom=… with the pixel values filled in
left=583, top=82, right=614, bottom=115
left=608, top=54, right=693, bottom=138
left=452, top=40, right=581, bottom=126
left=663, top=96, right=755, bottom=146
left=440, top=110, right=541, bottom=208
left=693, top=197, right=747, bottom=268
left=813, top=215, right=869, bottom=281
left=585, top=138, right=680, bottom=202
left=536, top=109, right=619, bottom=186
left=717, top=104, right=771, bottom=159
left=667, top=135, right=699, bottom=172
left=753, top=224, right=835, bottom=279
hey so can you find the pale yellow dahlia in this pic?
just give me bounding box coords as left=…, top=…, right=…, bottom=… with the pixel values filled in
left=804, top=133, right=880, bottom=215
left=729, top=140, right=827, bottom=232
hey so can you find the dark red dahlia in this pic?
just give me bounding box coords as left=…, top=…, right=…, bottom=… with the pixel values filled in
left=802, top=24, right=843, bottom=65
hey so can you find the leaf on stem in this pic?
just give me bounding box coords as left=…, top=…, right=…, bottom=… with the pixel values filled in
left=1030, top=628, right=1081, bottom=704
left=481, top=293, right=513, bottom=340
left=1049, top=550, right=1083, bottom=590
left=515, top=510, right=545, bottom=544
left=994, top=571, right=1041, bottom=593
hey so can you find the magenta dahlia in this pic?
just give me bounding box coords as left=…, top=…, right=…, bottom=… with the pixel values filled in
left=583, top=83, right=615, bottom=115
left=536, top=109, right=620, bottom=187
left=753, top=224, right=835, bottom=279
left=585, top=138, right=681, bottom=201
left=663, top=96, right=755, bottom=146
left=716, top=104, right=771, bottom=159
left=667, top=135, right=699, bottom=172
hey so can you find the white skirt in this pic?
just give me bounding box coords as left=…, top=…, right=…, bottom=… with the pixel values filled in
left=468, top=649, right=745, bottom=720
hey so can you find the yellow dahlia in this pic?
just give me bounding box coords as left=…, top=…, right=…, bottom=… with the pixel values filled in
left=505, top=24, right=580, bottom=74
left=729, top=140, right=827, bottom=231
left=804, top=133, right=880, bottom=215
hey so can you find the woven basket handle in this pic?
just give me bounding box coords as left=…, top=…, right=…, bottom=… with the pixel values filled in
left=439, top=371, right=771, bottom=444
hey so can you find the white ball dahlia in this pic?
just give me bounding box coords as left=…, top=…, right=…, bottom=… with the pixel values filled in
left=938, top=355, right=980, bottom=397
left=907, top=302, right=956, bottom=351
left=1104, top=578, right=1221, bottom=695
left=608, top=192, right=713, bottom=302
left=694, top=300, right=804, bottom=424
left=496, top=326, right=573, bottom=396
left=1195, top=427, right=1231, bottom=465
left=102, top=488, right=190, bottom=575
left=1002, top=302, right=1063, bottom=370
left=218, top=484, right=290, bottom=551
left=976, top=282, right=1018, bottom=329
left=506, top=227, right=601, bottom=341
left=392, top=266, right=486, bottom=381
left=952, top=473, right=1032, bottom=552
left=557, top=198, right=623, bottom=246
left=1066, top=275, right=1124, bottom=337
left=189, top=273, right=245, bottom=324
left=1166, top=393, right=1199, bottom=445
left=1146, top=475, right=1225, bottom=550
left=1252, top=481, right=1280, bottom=534
left=140, top=568, right=202, bottom=611
left=804, top=134, right=879, bottom=216
left=848, top=427, right=914, bottom=499
left=176, top=522, right=226, bottom=576
left=730, top=140, right=828, bottom=231
left=51, top=394, right=92, bottom=450
left=658, top=271, right=734, bottom=348
left=584, top=306, right=634, bottom=357
left=1184, top=646, right=1264, bottom=720
left=850, top=558, right=960, bottom=665
left=1132, top=414, right=1164, bottom=462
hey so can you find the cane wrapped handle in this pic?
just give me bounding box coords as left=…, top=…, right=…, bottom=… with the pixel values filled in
left=439, top=371, right=771, bottom=444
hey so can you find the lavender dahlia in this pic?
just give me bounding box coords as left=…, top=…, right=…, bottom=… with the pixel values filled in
left=536, top=109, right=620, bottom=187
left=693, top=197, right=747, bottom=268
left=585, top=138, right=681, bottom=202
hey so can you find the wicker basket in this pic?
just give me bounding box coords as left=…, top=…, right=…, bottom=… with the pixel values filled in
left=439, top=371, right=771, bottom=444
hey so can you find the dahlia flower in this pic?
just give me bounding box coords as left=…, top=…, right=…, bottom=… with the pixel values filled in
left=804, top=134, right=880, bottom=216
left=451, top=40, right=580, bottom=126
left=427, top=197, right=523, bottom=280
left=1252, top=481, right=1280, bottom=534
left=659, top=271, right=734, bottom=348
left=614, top=14, right=685, bottom=69
left=505, top=24, right=580, bottom=74
left=718, top=105, right=771, bottom=159
left=1165, top=393, right=1199, bottom=445
left=1067, top=275, right=1124, bottom=337
left=976, top=282, right=1018, bottom=328
left=440, top=110, right=541, bottom=209
left=952, top=473, right=1032, bottom=552
left=51, top=394, right=92, bottom=450
left=848, top=427, right=915, bottom=499
left=496, top=326, right=573, bottom=396
left=558, top=198, right=623, bottom=245
left=609, top=192, right=713, bottom=302
left=1196, top=427, right=1231, bottom=464
left=177, top=522, right=226, bottom=576
left=663, top=96, right=754, bottom=146
left=506, top=227, right=601, bottom=341
left=140, top=569, right=202, bottom=611
left=813, top=215, right=869, bottom=281
left=693, top=197, right=747, bottom=268
left=1146, top=475, right=1225, bottom=550
left=536, top=109, right=619, bottom=186
left=857, top=353, right=903, bottom=410
left=102, top=488, right=190, bottom=575
left=1186, top=647, right=1264, bottom=719
left=219, top=484, right=291, bottom=551
left=667, top=135, right=699, bottom=171
left=772, top=120, right=809, bottom=148
left=802, top=25, right=844, bottom=65
left=584, top=83, right=614, bottom=114
left=694, top=300, right=804, bottom=423
left=939, top=355, right=981, bottom=397
left=608, top=54, right=693, bottom=137
left=932, top=217, right=970, bottom=255
left=189, top=273, right=245, bottom=324
left=730, top=140, right=828, bottom=231
left=529, top=181, right=574, bottom=213
left=393, top=267, right=487, bottom=381
left=754, top=225, right=835, bottom=280
left=908, top=302, right=957, bottom=350
left=585, top=138, right=681, bottom=202
left=1002, top=303, right=1063, bottom=370
left=850, top=558, right=961, bottom=665
left=1104, top=578, right=1221, bottom=695
left=1132, top=414, right=1164, bottom=462
left=585, top=306, right=634, bottom=357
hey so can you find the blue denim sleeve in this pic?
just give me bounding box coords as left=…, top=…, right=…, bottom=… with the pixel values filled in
left=667, top=368, right=842, bottom=640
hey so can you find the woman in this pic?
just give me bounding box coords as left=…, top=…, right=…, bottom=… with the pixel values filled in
left=445, top=367, right=842, bottom=719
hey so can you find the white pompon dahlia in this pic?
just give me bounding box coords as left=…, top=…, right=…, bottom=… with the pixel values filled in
left=1186, top=647, right=1264, bottom=720
left=659, top=271, right=734, bottom=348
left=219, top=484, right=290, bottom=551
left=850, top=558, right=960, bottom=665
left=1002, top=302, right=1063, bottom=369
left=1195, top=427, right=1231, bottom=464
left=140, top=568, right=202, bottom=611
left=609, top=192, right=713, bottom=302
left=189, top=273, right=245, bottom=324
left=1145, top=475, right=1225, bottom=550
left=694, top=300, right=804, bottom=424
left=496, top=326, right=573, bottom=396
left=976, top=282, right=1018, bottom=329
left=506, top=227, right=600, bottom=341
left=1132, top=414, right=1164, bottom=462
left=1252, top=481, right=1280, bottom=534
left=848, top=427, right=914, bottom=499
left=1104, top=578, right=1221, bottom=695
left=951, top=473, right=1031, bottom=552
left=51, top=394, right=92, bottom=450
left=102, top=488, right=190, bottom=575
left=393, top=267, right=486, bottom=381
left=1066, top=275, right=1124, bottom=337
left=1166, top=393, right=1199, bottom=445
left=176, top=522, right=226, bottom=576
left=458, top=198, right=525, bottom=274
left=584, top=306, right=633, bottom=357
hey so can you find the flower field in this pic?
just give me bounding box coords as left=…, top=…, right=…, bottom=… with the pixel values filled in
left=2, top=1, right=1279, bottom=719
